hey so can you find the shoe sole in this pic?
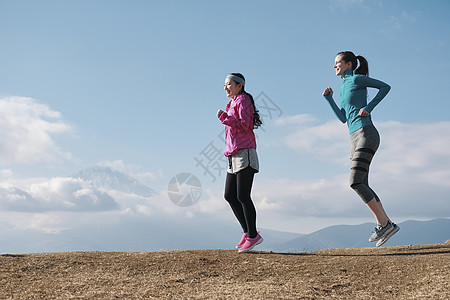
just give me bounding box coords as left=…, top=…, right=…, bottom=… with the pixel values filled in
left=238, top=237, right=263, bottom=253
left=376, top=225, right=399, bottom=247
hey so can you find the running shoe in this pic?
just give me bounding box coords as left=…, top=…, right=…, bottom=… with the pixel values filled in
left=236, top=233, right=248, bottom=249
left=376, top=223, right=400, bottom=247
left=369, top=222, right=394, bottom=242
left=238, top=233, right=263, bottom=252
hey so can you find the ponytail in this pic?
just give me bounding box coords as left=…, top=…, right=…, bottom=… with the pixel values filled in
left=355, top=55, right=369, bottom=76
left=245, top=92, right=263, bottom=129
left=337, top=51, right=369, bottom=76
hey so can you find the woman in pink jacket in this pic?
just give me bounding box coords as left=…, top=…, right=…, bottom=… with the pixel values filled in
left=217, top=73, right=263, bottom=252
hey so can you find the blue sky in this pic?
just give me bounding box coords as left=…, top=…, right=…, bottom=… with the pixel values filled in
left=1, top=0, right=449, bottom=250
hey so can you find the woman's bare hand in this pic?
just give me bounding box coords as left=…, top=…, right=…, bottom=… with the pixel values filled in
left=323, top=87, right=333, bottom=96
left=359, top=109, right=370, bottom=117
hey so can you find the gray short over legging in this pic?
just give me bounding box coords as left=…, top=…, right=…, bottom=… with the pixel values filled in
left=349, top=125, right=381, bottom=203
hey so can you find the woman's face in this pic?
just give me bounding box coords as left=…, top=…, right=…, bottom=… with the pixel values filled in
left=224, top=78, right=242, bottom=98
left=334, top=54, right=353, bottom=77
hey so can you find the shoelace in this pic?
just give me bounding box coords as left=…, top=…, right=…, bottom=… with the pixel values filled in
left=374, top=222, right=394, bottom=234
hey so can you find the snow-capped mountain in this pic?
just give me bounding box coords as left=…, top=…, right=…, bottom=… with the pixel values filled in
left=70, top=166, right=156, bottom=197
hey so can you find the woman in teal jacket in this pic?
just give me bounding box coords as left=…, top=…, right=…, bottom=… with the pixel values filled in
left=323, top=51, right=399, bottom=247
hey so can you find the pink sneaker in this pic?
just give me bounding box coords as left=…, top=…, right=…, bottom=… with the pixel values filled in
left=236, top=233, right=248, bottom=249
left=238, top=233, right=263, bottom=252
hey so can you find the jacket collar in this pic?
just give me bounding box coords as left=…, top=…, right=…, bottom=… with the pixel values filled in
left=344, top=69, right=354, bottom=79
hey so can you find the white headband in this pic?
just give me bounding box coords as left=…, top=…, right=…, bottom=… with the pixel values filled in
left=226, top=74, right=245, bottom=86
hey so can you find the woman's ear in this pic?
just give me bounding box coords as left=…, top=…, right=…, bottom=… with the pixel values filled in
left=346, top=60, right=353, bottom=70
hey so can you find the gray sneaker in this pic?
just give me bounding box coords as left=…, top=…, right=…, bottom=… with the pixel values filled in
left=369, top=222, right=394, bottom=242
left=376, top=223, right=400, bottom=247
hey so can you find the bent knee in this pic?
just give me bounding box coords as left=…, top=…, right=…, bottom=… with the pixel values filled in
left=224, top=191, right=236, bottom=203
left=350, top=182, right=362, bottom=190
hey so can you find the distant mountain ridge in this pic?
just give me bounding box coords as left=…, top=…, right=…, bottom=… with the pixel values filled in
left=1, top=217, right=448, bottom=254
left=268, top=218, right=450, bottom=252
left=70, top=166, right=156, bottom=197
left=1, top=165, right=448, bottom=253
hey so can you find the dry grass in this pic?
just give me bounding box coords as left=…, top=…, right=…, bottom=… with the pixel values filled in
left=1, top=242, right=449, bottom=299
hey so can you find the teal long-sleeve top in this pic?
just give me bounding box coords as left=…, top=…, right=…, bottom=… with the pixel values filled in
left=324, top=69, right=391, bottom=134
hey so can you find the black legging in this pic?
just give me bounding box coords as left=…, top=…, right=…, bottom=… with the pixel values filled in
left=224, top=167, right=257, bottom=238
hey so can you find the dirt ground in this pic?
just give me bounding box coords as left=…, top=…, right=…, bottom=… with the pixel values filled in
left=1, top=242, right=449, bottom=299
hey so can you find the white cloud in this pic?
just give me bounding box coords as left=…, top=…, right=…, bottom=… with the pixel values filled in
left=0, top=177, right=118, bottom=212
left=255, top=116, right=450, bottom=221
left=0, top=169, right=13, bottom=179
left=5, top=213, right=66, bottom=234
left=276, top=116, right=450, bottom=177
left=380, top=11, right=417, bottom=38
left=254, top=175, right=357, bottom=217
left=1, top=117, right=448, bottom=236
left=389, top=11, right=417, bottom=32
left=274, top=114, right=318, bottom=126
left=196, top=188, right=228, bottom=214
left=0, top=163, right=181, bottom=233
left=276, top=117, right=349, bottom=165
left=0, top=96, right=72, bottom=164
left=377, top=121, right=450, bottom=179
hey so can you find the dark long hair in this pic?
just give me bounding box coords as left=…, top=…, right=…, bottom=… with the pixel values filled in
left=228, top=73, right=263, bottom=129
left=337, top=51, right=369, bottom=76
